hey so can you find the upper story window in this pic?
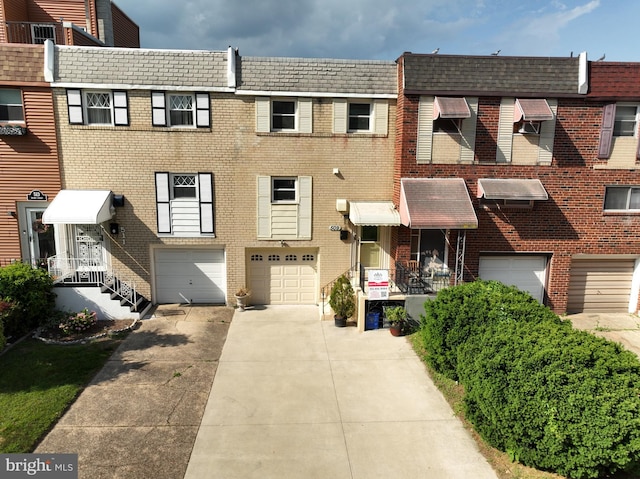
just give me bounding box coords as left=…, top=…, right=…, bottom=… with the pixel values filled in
left=614, top=105, right=638, bottom=137
left=67, top=89, right=129, bottom=126
left=432, top=96, right=470, bottom=134
left=272, top=177, right=297, bottom=203
left=604, top=186, right=640, bottom=211
left=0, top=89, right=24, bottom=123
left=152, top=91, right=210, bottom=128
left=272, top=100, right=296, bottom=130
left=513, top=99, right=553, bottom=135
left=256, top=97, right=312, bottom=133
left=348, top=102, right=371, bottom=132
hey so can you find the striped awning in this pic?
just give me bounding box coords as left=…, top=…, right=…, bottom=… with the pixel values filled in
left=349, top=201, right=400, bottom=226
left=477, top=179, right=548, bottom=200
left=399, top=178, right=478, bottom=229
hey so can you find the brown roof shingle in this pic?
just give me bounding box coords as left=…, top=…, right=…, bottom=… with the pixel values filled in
left=402, top=53, right=581, bottom=97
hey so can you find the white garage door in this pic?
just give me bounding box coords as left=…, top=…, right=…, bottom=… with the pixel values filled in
left=567, top=258, right=634, bottom=313
left=479, top=255, right=547, bottom=302
left=249, top=249, right=317, bottom=305
left=155, top=249, right=226, bottom=304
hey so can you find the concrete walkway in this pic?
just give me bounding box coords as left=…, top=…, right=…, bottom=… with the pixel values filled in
left=184, top=305, right=497, bottom=479
left=567, top=312, right=640, bottom=356
left=35, top=305, right=233, bottom=479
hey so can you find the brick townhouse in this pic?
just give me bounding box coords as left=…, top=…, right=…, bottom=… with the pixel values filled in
left=0, top=0, right=138, bottom=267
left=393, top=52, right=640, bottom=314
left=43, top=44, right=397, bottom=317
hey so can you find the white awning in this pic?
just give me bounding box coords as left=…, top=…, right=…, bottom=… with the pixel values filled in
left=42, top=190, right=114, bottom=224
left=348, top=201, right=400, bottom=226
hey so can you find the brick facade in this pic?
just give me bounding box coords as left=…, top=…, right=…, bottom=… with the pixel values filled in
left=394, top=53, right=640, bottom=313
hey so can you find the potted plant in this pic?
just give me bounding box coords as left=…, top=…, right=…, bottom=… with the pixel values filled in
left=385, top=305, right=407, bottom=336
left=234, top=287, right=250, bottom=312
left=328, top=275, right=355, bottom=327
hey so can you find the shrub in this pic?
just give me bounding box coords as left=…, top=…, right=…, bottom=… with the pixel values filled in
left=328, top=275, right=355, bottom=319
left=420, top=280, right=565, bottom=380
left=0, top=310, right=5, bottom=351
left=0, top=262, right=56, bottom=337
left=0, top=299, right=20, bottom=343
left=59, top=308, right=97, bottom=336
left=458, top=320, right=640, bottom=479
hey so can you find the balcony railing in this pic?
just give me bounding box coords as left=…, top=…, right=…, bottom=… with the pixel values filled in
left=4, top=21, right=65, bottom=45
left=47, top=255, right=142, bottom=311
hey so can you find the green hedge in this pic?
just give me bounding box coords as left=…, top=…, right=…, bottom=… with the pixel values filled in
left=458, top=320, right=640, bottom=479
left=0, top=262, right=56, bottom=338
left=420, top=280, right=565, bottom=380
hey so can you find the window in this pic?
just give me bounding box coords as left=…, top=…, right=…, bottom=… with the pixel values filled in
left=151, top=91, right=210, bottom=128
left=155, top=172, right=214, bottom=235
left=0, top=89, right=24, bottom=123
left=172, top=174, right=197, bottom=198
left=66, top=90, right=129, bottom=126
left=433, top=118, right=461, bottom=134
left=604, top=186, right=640, bottom=211
left=272, top=100, right=296, bottom=130
left=348, top=102, right=371, bottom=132
left=361, top=226, right=378, bottom=242
left=272, top=178, right=297, bottom=203
left=85, top=92, right=112, bottom=124
left=513, top=121, right=540, bottom=135
left=169, top=94, right=194, bottom=126
left=614, top=106, right=638, bottom=137
left=31, top=24, right=55, bottom=44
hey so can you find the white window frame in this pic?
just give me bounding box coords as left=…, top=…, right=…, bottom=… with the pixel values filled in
left=348, top=101, right=372, bottom=132
left=67, top=89, right=128, bottom=126
left=167, top=93, right=195, bottom=127
left=171, top=173, right=198, bottom=200
left=84, top=90, right=113, bottom=125
left=0, top=89, right=24, bottom=123
left=604, top=186, right=640, bottom=212
left=271, top=177, right=298, bottom=203
left=271, top=99, right=297, bottom=131
left=613, top=104, right=639, bottom=138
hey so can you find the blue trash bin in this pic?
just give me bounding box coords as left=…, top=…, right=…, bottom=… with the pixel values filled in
left=366, top=312, right=380, bottom=330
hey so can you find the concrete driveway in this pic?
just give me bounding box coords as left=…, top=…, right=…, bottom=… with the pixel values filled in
left=566, top=312, right=640, bottom=356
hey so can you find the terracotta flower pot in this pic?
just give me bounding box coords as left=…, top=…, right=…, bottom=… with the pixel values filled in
left=389, top=323, right=403, bottom=336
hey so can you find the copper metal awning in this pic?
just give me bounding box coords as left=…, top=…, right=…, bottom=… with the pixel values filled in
left=399, top=178, right=478, bottom=229
left=477, top=178, right=548, bottom=200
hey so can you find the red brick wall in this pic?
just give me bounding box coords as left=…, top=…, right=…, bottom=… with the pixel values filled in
left=393, top=67, right=640, bottom=313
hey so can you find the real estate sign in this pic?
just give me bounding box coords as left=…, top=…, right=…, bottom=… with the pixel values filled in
left=368, top=269, right=389, bottom=300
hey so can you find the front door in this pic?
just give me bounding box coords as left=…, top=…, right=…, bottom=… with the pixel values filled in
left=27, top=208, right=56, bottom=266
left=360, top=226, right=381, bottom=268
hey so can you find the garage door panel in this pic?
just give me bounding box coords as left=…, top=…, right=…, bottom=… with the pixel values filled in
left=155, top=249, right=226, bottom=304
left=249, top=249, right=317, bottom=305
left=479, top=256, right=547, bottom=303
left=567, top=259, right=634, bottom=313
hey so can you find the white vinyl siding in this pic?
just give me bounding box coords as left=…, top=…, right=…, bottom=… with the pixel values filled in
left=538, top=99, right=557, bottom=165
left=459, top=97, right=478, bottom=164
left=416, top=96, right=434, bottom=164
left=496, top=97, right=515, bottom=163
left=257, top=175, right=312, bottom=240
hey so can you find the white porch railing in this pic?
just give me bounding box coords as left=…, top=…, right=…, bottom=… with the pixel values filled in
left=47, top=255, right=141, bottom=311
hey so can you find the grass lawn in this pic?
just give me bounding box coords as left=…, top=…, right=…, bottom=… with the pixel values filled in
left=0, top=336, right=124, bottom=453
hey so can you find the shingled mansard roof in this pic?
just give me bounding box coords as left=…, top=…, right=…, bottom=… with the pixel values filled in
left=401, top=53, right=585, bottom=97
left=237, top=56, right=397, bottom=97
left=52, top=46, right=232, bottom=91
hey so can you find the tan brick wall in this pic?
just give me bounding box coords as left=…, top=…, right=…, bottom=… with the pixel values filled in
left=54, top=90, right=396, bottom=304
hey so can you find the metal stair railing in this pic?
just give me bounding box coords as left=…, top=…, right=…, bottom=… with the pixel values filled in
left=47, top=255, right=141, bottom=311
